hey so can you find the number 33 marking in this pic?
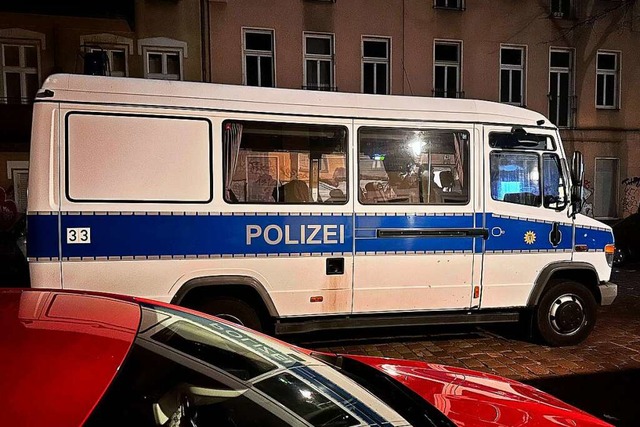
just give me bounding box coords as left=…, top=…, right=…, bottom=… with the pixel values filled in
left=67, top=227, right=91, bottom=244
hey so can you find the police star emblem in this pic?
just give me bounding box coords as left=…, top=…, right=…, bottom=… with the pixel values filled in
left=524, top=230, right=536, bottom=245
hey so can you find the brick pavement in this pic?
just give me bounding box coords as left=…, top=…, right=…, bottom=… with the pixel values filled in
left=301, top=265, right=640, bottom=425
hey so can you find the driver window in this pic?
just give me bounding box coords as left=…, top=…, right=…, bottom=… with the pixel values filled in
left=490, top=151, right=541, bottom=207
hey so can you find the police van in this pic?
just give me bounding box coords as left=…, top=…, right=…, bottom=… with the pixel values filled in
left=27, top=73, right=617, bottom=346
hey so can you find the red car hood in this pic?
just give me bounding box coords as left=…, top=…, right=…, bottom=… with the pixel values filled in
left=343, top=355, right=611, bottom=427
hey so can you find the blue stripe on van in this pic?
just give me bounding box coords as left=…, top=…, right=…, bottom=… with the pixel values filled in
left=26, top=214, right=59, bottom=259
left=575, top=225, right=615, bottom=250
left=485, top=214, right=574, bottom=252
left=355, top=214, right=475, bottom=253
left=58, top=213, right=352, bottom=259
left=27, top=212, right=613, bottom=259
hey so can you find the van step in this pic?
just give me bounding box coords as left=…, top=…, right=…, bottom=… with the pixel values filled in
left=275, top=310, right=520, bottom=335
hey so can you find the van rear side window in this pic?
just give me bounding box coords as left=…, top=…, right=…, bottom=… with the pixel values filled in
left=65, top=112, right=212, bottom=203
left=222, top=120, right=348, bottom=204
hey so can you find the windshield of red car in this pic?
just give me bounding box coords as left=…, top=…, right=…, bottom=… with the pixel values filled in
left=85, top=303, right=411, bottom=427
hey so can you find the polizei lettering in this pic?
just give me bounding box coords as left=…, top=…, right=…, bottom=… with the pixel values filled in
left=246, top=224, right=345, bottom=245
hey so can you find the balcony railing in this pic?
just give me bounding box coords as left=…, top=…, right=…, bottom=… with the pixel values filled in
left=432, top=89, right=465, bottom=98
left=302, top=85, right=338, bottom=91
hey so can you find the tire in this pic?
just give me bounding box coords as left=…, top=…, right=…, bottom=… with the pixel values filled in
left=535, top=281, right=597, bottom=347
left=195, top=297, right=264, bottom=331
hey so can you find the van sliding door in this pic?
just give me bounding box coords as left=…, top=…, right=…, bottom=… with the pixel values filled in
left=352, top=122, right=480, bottom=313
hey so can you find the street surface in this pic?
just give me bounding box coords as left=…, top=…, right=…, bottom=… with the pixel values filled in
left=300, top=265, right=640, bottom=426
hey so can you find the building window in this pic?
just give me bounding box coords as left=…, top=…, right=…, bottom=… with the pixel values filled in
left=594, top=158, right=619, bottom=219
left=500, top=46, right=525, bottom=106
left=362, top=37, right=390, bottom=94
left=80, top=34, right=133, bottom=78
left=88, top=48, right=127, bottom=77
left=596, top=51, right=619, bottom=109
left=243, top=29, right=274, bottom=87
left=138, top=37, right=187, bottom=81
left=433, top=41, right=462, bottom=98
left=548, top=48, right=574, bottom=128
left=1, top=43, right=39, bottom=104
left=304, top=33, right=334, bottom=91
left=551, top=0, right=572, bottom=18
left=146, top=51, right=181, bottom=80
left=433, top=0, right=465, bottom=10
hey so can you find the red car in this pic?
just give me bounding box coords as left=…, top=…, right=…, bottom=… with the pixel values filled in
left=1, top=288, right=611, bottom=427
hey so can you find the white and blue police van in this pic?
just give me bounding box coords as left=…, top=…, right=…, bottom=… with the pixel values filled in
left=26, top=73, right=617, bottom=346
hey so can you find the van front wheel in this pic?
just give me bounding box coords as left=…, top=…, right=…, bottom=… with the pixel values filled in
left=535, top=281, right=597, bottom=347
left=196, top=297, right=263, bottom=332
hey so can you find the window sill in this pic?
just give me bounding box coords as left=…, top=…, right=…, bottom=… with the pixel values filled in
left=596, top=106, right=620, bottom=111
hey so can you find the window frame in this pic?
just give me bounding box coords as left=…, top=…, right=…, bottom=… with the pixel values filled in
left=595, top=50, right=620, bottom=110
left=550, top=0, right=572, bottom=19
left=87, top=47, right=128, bottom=77
left=80, top=34, right=133, bottom=78
left=222, top=119, right=349, bottom=205
left=303, top=32, right=335, bottom=91
left=499, top=45, right=526, bottom=106
left=361, top=36, right=391, bottom=95
left=357, top=126, right=471, bottom=206
left=242, top=28, right=276, bottom=87
left=433, top=40, right=463, bottom=98
left=433, top=0, right=465, bottom=10
left=1, top=42, right=40, bottom=104
left=548, top=47, right=575, bottom=128
left=138, top=37, right=187, bottom=81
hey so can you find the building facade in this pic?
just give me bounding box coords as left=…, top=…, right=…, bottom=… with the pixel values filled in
left=0, top=0, right=206, bottom=230
left=1, top=0, right=639, bottom=226
left=209, top=0, right=640, bottom=221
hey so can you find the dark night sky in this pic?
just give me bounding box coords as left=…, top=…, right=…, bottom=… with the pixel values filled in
left=0, top=1, right=135, bottom=27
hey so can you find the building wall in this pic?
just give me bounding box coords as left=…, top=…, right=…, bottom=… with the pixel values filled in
left=208, top=0, right=640, bottom=219
left=0, top=0, right=204, bottom=228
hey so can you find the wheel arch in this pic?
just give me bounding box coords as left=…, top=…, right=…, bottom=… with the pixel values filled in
left=527, top=262, right=601, bottom=307
left=171, top=275, right=279, bottom=318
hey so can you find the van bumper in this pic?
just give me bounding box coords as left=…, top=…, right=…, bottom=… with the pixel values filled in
left=598, top=282, right=617, bottom=306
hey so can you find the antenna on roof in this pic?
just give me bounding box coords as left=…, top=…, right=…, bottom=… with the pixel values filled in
left=537, top=119, right=545, bottom=126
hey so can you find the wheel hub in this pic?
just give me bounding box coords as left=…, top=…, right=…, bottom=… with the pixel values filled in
left=549, top=294, right=585, bottom=335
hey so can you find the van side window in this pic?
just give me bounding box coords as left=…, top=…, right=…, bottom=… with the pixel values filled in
left=490, top=151, right=541, bottom=207
left=223, top=121, right=348, bottom=204
left=358, top=127, right=470, bottom=205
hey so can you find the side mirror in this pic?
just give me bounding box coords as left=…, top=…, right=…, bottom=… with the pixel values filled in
left=569, top=151, right=585, bottom=217
left=571, top=151, right=584, bottom=186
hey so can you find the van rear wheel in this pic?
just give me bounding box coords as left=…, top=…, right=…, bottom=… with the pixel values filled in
left=196, top=297, right=263, bottom=332
left=535, top=281, right=597, bottom=346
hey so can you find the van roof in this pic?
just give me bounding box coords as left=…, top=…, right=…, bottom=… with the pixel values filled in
left=40, top=73, right=553, bottom=127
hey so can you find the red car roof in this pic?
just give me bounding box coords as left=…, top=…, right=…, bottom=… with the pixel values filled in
left=0, top=289, right=140, bottom=427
